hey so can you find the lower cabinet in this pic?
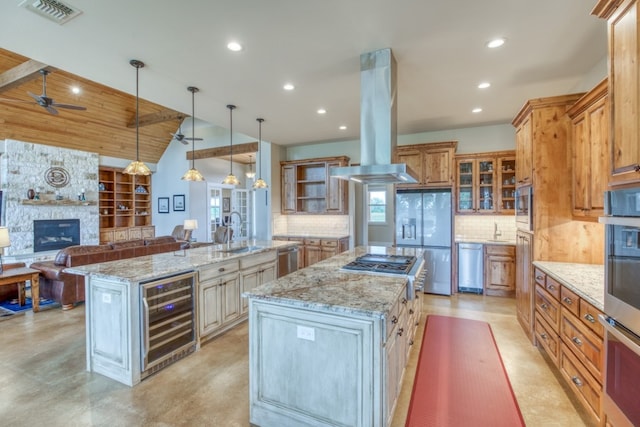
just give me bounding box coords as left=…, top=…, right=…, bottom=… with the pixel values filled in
left=274, top=236, right=349, bottom=268
left=239, top=251, right=277, bottom=315
left=484, top=244, right=516, bottom=296
left=516, top=231, right=534, bottom=342
left=532, top=265, right=604, bottom=425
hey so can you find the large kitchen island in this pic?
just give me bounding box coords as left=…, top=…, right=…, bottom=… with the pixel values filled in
left=244, top=246, right=424, bottom=427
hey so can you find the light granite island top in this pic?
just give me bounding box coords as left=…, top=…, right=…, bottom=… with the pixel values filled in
left=244, top=245, right=424, bottom=427
left=66, top=239, right=296, bottom=281
left=532, top=261, right=604, bottom=310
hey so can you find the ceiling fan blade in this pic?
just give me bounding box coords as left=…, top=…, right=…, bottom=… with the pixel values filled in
left=0, top=97, right=34, bottom=104
left=184, top=137, right=204, bottom=141
left=27, top=91, right=43, bottom=102
left=51, top=103, right=87, bottom=111
left=45, top=106, right=59, bottom=115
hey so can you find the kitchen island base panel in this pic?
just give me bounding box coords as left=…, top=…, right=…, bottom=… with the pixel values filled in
left=249, top=301, right=382, bottom=427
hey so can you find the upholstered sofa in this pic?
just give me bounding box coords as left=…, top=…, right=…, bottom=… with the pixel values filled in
left=30, top=236, right=187, bottom=310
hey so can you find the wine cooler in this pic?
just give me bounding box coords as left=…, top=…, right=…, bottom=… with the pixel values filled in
left=140, top=271, right=197, bottom=379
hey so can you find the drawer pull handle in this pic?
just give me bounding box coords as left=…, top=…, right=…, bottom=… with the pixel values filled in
left=541, top=303, right=549, bottom=310
left=391, top=316, right=398, bottom=324
left=571, top=376, right=583, bottom=387
left=397, top=328, right=404, bottom=337
left=409, top=309, right=414, bottom=315
left=409, top=339, right=414, bottom=346
left=572, top=336, right=583, bottom=346
left=402, top=298, right=408, bottom=305
left=548, top=284, right=555, bottom=290
left=218, top=267, right=226, bottom=272
left=536, top=275, right=544, bottom=280
left=563, top=297, right=573, bottom=305
left=584, top=313, right=595, bottom=323
left=540, top=332, right=548, bottom=340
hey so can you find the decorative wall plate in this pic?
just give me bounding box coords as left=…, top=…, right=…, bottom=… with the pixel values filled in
left=44, top=167, right=70, bottom=188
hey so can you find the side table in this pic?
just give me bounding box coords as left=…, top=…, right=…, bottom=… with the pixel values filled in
left=0, top=267, right=40, bottom=312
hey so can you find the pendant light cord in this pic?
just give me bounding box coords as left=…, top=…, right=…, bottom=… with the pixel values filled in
left=135, top=64, right=140, bottom=162
left=257, top=118, right=264, bottom=178
left=191, top=88, right=196, bottom=168
left=228, top=105, right=235, bottom=175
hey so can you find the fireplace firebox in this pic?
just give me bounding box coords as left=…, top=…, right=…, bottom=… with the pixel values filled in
left=34, top=219, right=80, bottom=252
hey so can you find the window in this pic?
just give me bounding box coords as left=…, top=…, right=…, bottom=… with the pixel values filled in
left=368, top=188, right=387, bottom=223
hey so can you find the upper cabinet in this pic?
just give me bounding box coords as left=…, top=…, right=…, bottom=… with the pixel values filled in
left=593, top=0, right=640, bottom=185
left=280, top=156, right=349, bottom=215
left=394, top=141, right=457, bottom=188
left=567, top=79, right=610, bottom=220
left=454, top=150, right=516, bottom=215
left=515, top=115, right=533, bottom=186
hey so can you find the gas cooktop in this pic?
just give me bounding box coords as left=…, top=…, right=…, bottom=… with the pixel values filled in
left=341, top=254, right=416, bottom=275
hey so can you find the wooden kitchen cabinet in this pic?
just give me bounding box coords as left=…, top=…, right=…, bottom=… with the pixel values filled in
left=515, top=114, right=533, bottom=186
left=394, top=141, right=457, bottom=188
left=239, top=251, right=277, bottom=315
left=302, top=236, right=349, bottom=267
left=455, top=151, right=516, bottom=215
left=593, top=0, right=640, bottom=186
left=484, top=244, right=515, bottom=296
left=280, top=156, right=349, bottom=215
left=567, top=79, right=610, bottom=219
left=199, top=259, right=241, bottom=343
left=516, top=231, right=534, bottom=342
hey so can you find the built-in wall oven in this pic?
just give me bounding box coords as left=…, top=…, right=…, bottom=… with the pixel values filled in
left=599, top=188, right=640, bottom=426
left=140, top=271, right=197, bottom=379
left=515, top=185, right=533, bottom=231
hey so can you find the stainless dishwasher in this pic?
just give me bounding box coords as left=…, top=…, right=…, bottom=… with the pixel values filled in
left=277, top=245, right=299, bottom=278
left=457, top=243, right=483, bottom=294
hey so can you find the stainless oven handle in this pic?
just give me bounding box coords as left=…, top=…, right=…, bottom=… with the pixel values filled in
left=141, top=297, right=150, bottom=363
left=598, top=216, right=640, bottom=227
left=599, top=314, right=640, bottom=358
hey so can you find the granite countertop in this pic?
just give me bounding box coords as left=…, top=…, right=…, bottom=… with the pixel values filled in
left=455, top=238, right=516, bottom=246
left=532, top=261, right=605, bottom=311
left=273, top=234, right=350, bottom=240
left=66, top=240, right=298, bottom=283
left=244, top=246, right=423, bottom=318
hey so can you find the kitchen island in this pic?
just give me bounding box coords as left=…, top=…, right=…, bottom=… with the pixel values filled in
left=244, top=245, right=423, bottom=427
left=67, top=240, right=296, bottom=386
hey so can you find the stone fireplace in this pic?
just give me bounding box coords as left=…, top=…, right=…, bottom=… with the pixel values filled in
left=1, top=139, right=100, bottom=263
left=33, top=219, right=81, bottom=252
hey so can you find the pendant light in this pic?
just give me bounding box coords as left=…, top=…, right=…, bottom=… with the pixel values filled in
left=181, top=86, right=205, bottom=181
left=222, top=104, right=240, bottom=185
left=245, top=154, right=256, bottom=179
left=253, top=118, right=269, bottom=189
left=123, top=59, right=151, bottom=176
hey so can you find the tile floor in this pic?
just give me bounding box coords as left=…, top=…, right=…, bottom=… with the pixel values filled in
left=0, top=294, right=594, bottom=426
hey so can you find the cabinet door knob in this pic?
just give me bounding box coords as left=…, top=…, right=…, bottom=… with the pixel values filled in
left=409, top=309, right=414, bottom=315
left=563, top=297, right=572, bottom=305
left=391, top=316, right=398, bottom=324
left=397, top=328, right=404, bottom=337
left=540, top=332, right=548, bottom=340
left=571, top=376, right=583, bottom=387
left=548, top=284, right=555, bottom=290
left=572, top=336, right=583, bottom=346
left=402, top=298, right=408, bottom=305
left=584, top=313, right=595, bottom=323
left=541, top=303, right=549, bottom=310
left=536, top=275, right=544, bottom=280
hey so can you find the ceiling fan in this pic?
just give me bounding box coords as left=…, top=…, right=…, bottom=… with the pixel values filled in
left=171, top=121, right=203, bottom=145
left=0, top=69, right=87, bottom=115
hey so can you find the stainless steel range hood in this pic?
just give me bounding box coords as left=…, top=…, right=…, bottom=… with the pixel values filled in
left=330, top=48, right=417, bottom=184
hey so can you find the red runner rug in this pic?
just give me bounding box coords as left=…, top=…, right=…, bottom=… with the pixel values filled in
left=405, top=315, right=526, bottom=427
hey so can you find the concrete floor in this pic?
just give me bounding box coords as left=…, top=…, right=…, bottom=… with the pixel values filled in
left=0, top=293, right=593, bottom=426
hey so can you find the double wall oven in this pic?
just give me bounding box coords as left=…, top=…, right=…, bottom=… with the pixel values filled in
left=599, top=188, right=640, bottom=426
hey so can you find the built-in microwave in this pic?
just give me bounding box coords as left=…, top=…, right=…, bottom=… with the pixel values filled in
left=515, top=185, right=533, bottom=232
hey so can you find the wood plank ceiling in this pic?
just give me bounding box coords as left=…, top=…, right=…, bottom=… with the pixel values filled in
left=0, top=48, right=185, bottom=164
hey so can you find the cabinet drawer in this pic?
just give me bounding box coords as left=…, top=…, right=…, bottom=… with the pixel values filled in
left=240, top=251, right=277, bottom=269
left=560, top=310, right=603, bottom=382
left=535, top=285, right=560, bottom=332
left=534, top=267, right=546, bottom=287
left=485, top=244, right=515, bottom=256
left=579, top=299, right=604, bottom=338
left=199, top=260, right=240, bottom=282
left=560, top=286, right=580, bottom=317
left=321, top=239, right=338, bottom=247
left=545, top=276, right=561, bottom=300
left=535, top=314, right=560, bottom=366
left=304, top=238, right=321, bottom=246
left=559, top=344, right=602, bottom=424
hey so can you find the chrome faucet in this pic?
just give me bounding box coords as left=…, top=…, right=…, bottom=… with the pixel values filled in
left=493, top=222, right=502, bottom=240
left=226, top=211, right=243, bottom=247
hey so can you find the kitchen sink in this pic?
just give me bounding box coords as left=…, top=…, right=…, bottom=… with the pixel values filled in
left=222, top=245, right=263, bottom=254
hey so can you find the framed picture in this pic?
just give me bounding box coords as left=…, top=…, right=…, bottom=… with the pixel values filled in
left=173, top=194, right=185, bottom=212
left=222, top=197, right=231, bottom=212
left=158, top=197, right=169, bottom=213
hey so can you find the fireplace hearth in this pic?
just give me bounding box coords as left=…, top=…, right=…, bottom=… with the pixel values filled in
left=34, top=219, right=80, bottom=252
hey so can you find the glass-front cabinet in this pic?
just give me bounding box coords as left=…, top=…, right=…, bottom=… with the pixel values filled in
left=455, top=151, right=516, bottom=215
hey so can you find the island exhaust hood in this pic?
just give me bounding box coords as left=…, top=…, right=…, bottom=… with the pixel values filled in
left=330, top=48, right=417, bottom=184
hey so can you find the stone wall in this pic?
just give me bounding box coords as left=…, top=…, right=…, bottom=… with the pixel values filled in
left=1, top=139, right=100, bottom=263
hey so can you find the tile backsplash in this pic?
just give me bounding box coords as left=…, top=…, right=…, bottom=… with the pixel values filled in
left=272, top=213, right=350, bottom=237
left=454, top=215, right=516, bottom=241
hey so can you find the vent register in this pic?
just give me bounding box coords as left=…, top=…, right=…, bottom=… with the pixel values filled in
left=19, top=0, right=82, bottom=24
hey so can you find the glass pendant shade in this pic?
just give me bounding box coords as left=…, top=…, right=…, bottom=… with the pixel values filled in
left=253, top=117, right=269, bottom=189
left=222, top=104, right=239, bottom=185
left=182, top=86, right=205, bottom=182
left=246, top=155, right=256, bottom=179
left=124, top=59, right=151, bottom=176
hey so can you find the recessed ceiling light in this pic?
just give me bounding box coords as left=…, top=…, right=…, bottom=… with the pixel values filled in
left=486, top=38, right=506, bottom=48
left=227, top=41, right=243, bottom=52
left=71, top=86, right=81, bottom=94
left=339, top=125, right=347, bottom=130
left=472, top=108, right=483, bottom=113
left=317, top=108, right=327, bottom=114
left=478, top=82, right=491, bottom=89
left=283, top=83, right=295, bottom=91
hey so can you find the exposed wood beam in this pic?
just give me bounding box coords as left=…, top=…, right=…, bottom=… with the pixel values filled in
left=127, top=109, right=186, bottom=128
left=0, top=60, right=51, bottom=93
left=187, top=142, right=258, bottom=160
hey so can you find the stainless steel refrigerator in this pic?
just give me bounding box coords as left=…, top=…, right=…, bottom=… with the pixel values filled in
left=395, top=189, right=452, bottom=295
